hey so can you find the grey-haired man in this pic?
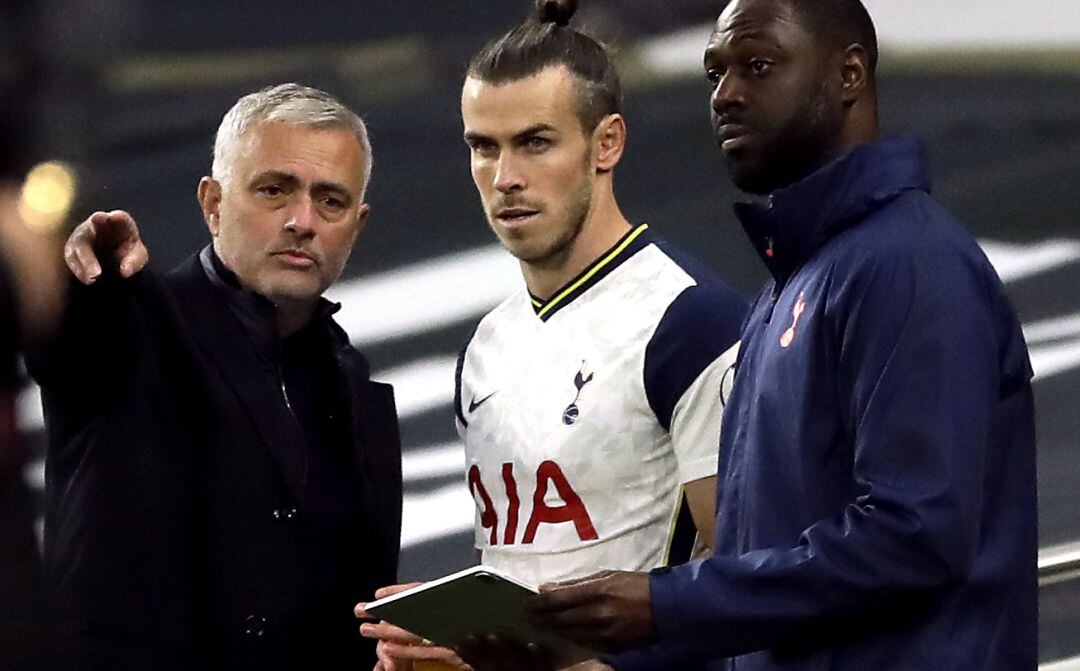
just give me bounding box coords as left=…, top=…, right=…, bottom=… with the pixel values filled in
left=34, top=83, right=401, bottom=671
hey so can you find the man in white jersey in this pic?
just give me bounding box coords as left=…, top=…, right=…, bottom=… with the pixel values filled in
left=356, top=3, right=745, bottom=668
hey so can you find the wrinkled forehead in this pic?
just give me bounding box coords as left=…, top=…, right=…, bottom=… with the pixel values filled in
left=232, top=122, right=367, bottom=188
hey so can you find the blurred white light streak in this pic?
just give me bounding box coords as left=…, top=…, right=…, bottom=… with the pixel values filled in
left=1042, top=655, right=1080, bottom=671
left=638, top=24, right=714, bottom=77
left=980, top=239, right=1080, bottom=284
left=375, top=356, right=458, bottom=420
left=1030, top=338, right=1080, bottom=381
left=402, top=441, right=465, bottom=481
left=401, top=482, right=474, bottom=548
left=327, top=245, right=520, bottom=347
left=862, top=0, right=1080, bottom=50
left=1025, top=312, right=1080, bottom=345
left=636, top=5, right=1080, bottom=79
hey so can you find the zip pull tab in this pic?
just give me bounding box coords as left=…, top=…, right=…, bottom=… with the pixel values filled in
left=765, top=237, right=780, bottom=309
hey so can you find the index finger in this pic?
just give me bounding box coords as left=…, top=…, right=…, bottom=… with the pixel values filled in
left=102, top=209, right=138, bottom=230
left=538, top=569, right=616, bottom=593
left=355, top=582, right=424, bottom=619
left=64, top=219, right=103, bottom=283
left=375, top=582, right=423, bottom=600
left=85, top=210, right=114, bottom=227
left=359, top=620, right=426, bottom=646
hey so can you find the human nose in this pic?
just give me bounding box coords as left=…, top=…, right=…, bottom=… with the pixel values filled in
left=493, top=153, right=525, bottom=194
left=711, top=71, right=745, bottom=114
left=283, top=195, right=317, bottom=236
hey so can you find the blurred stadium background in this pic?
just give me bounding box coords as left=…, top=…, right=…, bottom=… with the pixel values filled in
left=3, top=0, right=1078, bottom=666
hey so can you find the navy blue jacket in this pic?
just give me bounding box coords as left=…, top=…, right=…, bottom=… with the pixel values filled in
left=613, top=137, right=1036, bottom=670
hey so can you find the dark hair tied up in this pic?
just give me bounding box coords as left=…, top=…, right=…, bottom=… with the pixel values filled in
left=471, top=0, right=618, bottom=132
left=536, top=0, right=577, bottom=26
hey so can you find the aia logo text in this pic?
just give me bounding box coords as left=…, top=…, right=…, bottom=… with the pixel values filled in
left=468, top=461, right=598, bottom=546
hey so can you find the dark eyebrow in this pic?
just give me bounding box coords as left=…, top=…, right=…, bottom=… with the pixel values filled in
left=250, top=171, right=352, bottom=201
left=464, top=123, right=558, bottom=146
left=463, top=131, right=493, bottom=145
left=250, top=170, right=298, bottom=187
left=512, top=124, right=557, bottom=143
left=309, top=179, right=350, bottom=194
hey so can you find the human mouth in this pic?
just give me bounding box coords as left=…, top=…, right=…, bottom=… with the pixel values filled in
left=716, top=122, right=755, bottom=152
left=494, top=206, right=541, bottom=226
left=273, top=249, right=316, bottom=268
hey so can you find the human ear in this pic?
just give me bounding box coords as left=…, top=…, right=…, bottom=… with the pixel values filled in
left=594, top=114, right=627, bottom=173
left=354, top=202, right=371, bottom=236
left=197, top=177, right=222, bottom=237
left=840, top=44, right=872, bottom=105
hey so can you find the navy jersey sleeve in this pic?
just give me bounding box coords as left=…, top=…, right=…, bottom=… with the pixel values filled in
left=643, top=248, right=746, bottom=486
left=639, top=225, right=1033, bottom=661
left=642, top=245, right=746, bottom=433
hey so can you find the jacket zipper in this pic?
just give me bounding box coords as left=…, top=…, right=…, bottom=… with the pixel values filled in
left=278, top=368, right=308, bottom=491
left=279, top=375, right=295, bottom=416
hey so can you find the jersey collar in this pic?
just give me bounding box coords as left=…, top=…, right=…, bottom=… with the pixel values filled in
left=529, top=223, right=652, bottom=322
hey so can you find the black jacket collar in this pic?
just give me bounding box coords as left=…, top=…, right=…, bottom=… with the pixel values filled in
left=734, top=136, right=931, bottom=287
left=198, top=246, right=342, bottom=355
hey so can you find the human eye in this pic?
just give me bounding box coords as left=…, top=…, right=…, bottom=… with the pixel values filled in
left=467, top=138, right=499, bottom=158
left=523, top=135, right=551, bottom=153
left=321, top=195, right=346, bottom=210
left=256, top=183, right=285, bottom=198
left=748, top=58, right=774, bottom=76
left=705, top=68, right=724, bottom=87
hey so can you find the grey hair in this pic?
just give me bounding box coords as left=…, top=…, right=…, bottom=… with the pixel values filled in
left=211, top=83, right=373, bottom=196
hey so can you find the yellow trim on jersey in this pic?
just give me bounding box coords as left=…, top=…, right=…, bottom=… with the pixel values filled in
left=531, top=297, right=543, bottom=308
left=535, top=223, right=650, bottom=320
left=662, top=484, right=687, bottom=567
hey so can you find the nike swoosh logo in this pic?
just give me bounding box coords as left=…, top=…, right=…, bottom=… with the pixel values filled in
left=469, top=392, right=497, bottom=413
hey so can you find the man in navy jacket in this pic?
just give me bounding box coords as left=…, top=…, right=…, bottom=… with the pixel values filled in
left=507, top=1, right=1037, bottom=670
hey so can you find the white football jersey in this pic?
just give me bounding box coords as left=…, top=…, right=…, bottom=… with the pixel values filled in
left=455, top=224, right=745, bottom=587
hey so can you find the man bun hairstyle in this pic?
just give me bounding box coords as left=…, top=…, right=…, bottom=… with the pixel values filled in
left=536, top=0, right=577, bottom=26
left=468, top=0, right=620, bottom=133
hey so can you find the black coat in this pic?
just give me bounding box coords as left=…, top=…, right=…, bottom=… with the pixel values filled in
left=33, top=254, right=402, bottom=670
